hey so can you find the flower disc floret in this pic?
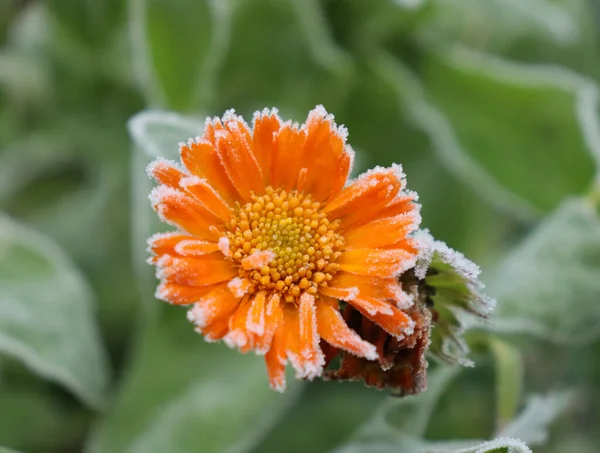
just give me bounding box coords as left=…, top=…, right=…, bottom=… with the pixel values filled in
left=227, top=187, right=344, bottom=303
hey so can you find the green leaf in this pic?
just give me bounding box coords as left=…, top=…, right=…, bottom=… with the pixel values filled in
left=47, top=0, right=125, bottom=47
left=415, top=232, right=495, bottom=366
left=333, top=367, right=461, bottom=453
left=498, top=392, right=573, bottom=446
left=489, top=198, right=600, bottom=344
left=370, top=52, right=537, bottom=221
left=252, top=381, right=385, bottom=453
left=488, top=337, right=523, bottom=429
left=87, top=310, right=301, bottom=453
left=422, top=48, right=597, bottom=214
left=424, top=0, right=579, bottom=51
left=215, top=0, right=353, bottom=118
left=0, top=215, right=109, bottom=409
left=130, top=0, right=232, bottom=111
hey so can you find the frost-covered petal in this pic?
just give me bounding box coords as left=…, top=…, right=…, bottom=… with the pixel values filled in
left=187, top=284, right=241, bottom=329
left=265, top=322, right=287, bottom=392
left=146, top=158, right=187, bottom=187
left=179, top=176, right=233, bottom=222
left=179, top=132, right=239, bottom=203
left=338, top=248, right=418, bottom=278
left=324, top=165, right=405, bottom=229
left=252, top=108, right=282, bottom=183
left=344, top=212, right=421, bottom=249
left=299, top=105, right=353, bottom=202
left=156, top=255, right=236, bottom=287
left=149, top=186, right=222, bottom=240
left=270, top=121, right=306, bottom=190
left=316, top=298, right=378, bottom=360
left=215, top=111, right=264, bottom=201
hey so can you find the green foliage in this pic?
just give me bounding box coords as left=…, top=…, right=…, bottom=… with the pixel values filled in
left=0, top=215, right=109, bottom=409
left=1, top=0, right=599, bottom=452
left=490, top=198, right=600, bottom=343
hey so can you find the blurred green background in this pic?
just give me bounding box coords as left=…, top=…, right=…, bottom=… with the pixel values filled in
left=1, top=0, right=599, bottom=452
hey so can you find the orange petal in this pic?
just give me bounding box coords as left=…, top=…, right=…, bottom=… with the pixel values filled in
left=247, top=292, right=283, bottom=354
left=358, top=304, right=415, bottom=339
left=180, top=136, right=239, bottom=203
left=329, top=272, right=413, bottom=309
left=324, top=165, right=404, bottom=229
left=156, top=254, right=236, bottom=286
left=378, top=192, right=418, bottom=219
left=215, top=112, right=264, bottom=200
left=155, top=281, right=218, bottom=305
left=174, top=239, right=220, bottom=256
left=338, top=248, right=417, bottom=278
left=147, top=232, right=194, bottom=258
left=316, top=297, right=378, bottom=360
left=180, top=176, right=233, bottom=222
left=344, top=212, right=420, bottom=249
left=300, top=106, right=353, bottom=201
left=224, top=296, right=253, bottom=351
left=270, top=122, right=306, bottom=190
left=149, top=186, right=222, bottom=240
left=147, top=159, right=187, bottom=187
left=201, top=316, right=230, bottom=342
left=187, top=283, right=241, bottom=328
left=252, top=108, right=282, bottom=184
left=297, top=293, right=325, bottom=379
left=257, top=294, right=283, bottom=353
left=265, top=321, right=287, bottom=392
left=320, top=285, right=394, bottom=316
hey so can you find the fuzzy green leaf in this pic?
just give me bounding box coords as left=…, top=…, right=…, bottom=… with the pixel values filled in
left=490, top=198, right=600, bottom=343
left=0, top=216, right=109, bottom=409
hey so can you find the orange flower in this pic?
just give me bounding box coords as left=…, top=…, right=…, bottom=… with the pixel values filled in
left=146, top=106, right=421, bottom=392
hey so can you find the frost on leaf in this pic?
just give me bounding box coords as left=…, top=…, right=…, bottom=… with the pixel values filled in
left=414, top=231, right=496, bottom=366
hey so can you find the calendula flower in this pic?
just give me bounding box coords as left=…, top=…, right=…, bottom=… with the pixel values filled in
left=146, top=106, right=421, bottom=392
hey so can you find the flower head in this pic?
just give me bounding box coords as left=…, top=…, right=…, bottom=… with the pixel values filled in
left=147, top=106, right=421, bottom=392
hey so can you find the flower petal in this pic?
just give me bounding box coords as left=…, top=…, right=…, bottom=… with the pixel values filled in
left=187, top=283, right=241, bottom=328
left=224, top=296, right=252, bottom=351
left=297, top=293, right=325, bottom=379
left=378, top=192, right=418, bottom=218
left=180, top=176, right=233, bottom=222
left=155, top=281, right=217, bottom=305
left=316, top=297, right=378, bottom=360
left=179, top=134, right=239, bottom=203
left=247, top=292, right=283, bottom=354
left=215, top=112, right=264, bottom=200
left=174, top=239, right=220, bottom=256
left=300, top=106, right=353, bottom=201
left=252, top=108, right=282, bottom=184
left=265, top=321, right=287, bottom=392
left=146, top=159, right=187, bottom=187
left=338, top=248, right=417, bottom=278
left=147, top=232, right=193, bottom=259
left=329, top=272, right=413, bottom=309
left=156, top=254, right=236, bottom=286
left=270, top=122, right=306, bottom=190
left=344, top=212, right=420, bottom=249
left=149, top=186, right=222, bottom=240
left=324, top=165, right=404, bottom=229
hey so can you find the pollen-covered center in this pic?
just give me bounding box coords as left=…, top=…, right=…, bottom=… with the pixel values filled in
left=227, top=187, right=344, bottom=303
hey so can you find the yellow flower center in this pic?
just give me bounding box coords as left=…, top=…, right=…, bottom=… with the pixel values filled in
left=227, top=187, right=344, bottom=303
